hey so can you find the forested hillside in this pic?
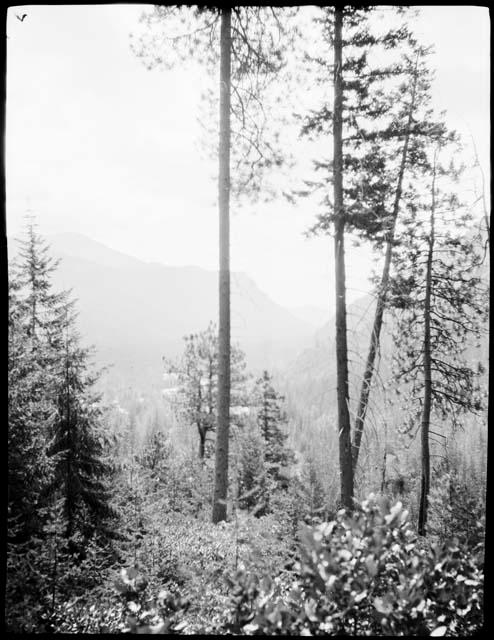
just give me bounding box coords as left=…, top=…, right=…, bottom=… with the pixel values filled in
left=6, top=5, right=488, bottom=636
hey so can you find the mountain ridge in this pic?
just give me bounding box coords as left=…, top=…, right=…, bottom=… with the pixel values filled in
left=8, top=232, right=318, bottom=387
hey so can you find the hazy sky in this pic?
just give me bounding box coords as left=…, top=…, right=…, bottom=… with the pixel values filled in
left=5, top=5, right=490, bottom=309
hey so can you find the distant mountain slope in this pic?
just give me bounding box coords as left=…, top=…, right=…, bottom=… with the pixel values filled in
left=288, top=304, right=331, bottom=329
left=279, top=282, right=488, bottom=452
left=9, top=232, right=316, bottom=386
left=281, top=294, right=383, bottom=415
left=48, top=232, right=142, bottom=269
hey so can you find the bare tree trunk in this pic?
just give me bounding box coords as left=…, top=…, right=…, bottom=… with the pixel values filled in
left=352, top=60, right=419, bottom=472
left=418, top=151, right=437, bottom=536
left=380, top=421, right=388, bottom=493
left=333, top=8, right=353, bottom=510
left=198, top=426, right=205, bottom=460
left=212, top=8, right=232, bottom=524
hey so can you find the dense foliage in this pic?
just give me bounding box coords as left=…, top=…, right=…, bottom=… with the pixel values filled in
left=7, top=222, right=119, bottom=632
left=227, top=497, right=484, bottom=636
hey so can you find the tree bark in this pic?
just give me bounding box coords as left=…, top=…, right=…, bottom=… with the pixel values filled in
left=418, top=150, right=437, bottom=536
left=333, top=8, right=353, bottom=510
left=212, top=8, right=232, bottom=524
left=197, top=383, right=204, bottom=460
left=352, top=61, right=420, bottom=472
left=198, top=426, right=205, bottom=460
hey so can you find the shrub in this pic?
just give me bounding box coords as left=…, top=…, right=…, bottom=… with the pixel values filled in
left=110, top=509, right=295, bottom=634
left=226, top=495, right=484, bottom=635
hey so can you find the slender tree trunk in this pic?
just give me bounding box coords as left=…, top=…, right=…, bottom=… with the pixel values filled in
left=380, top=421, right=388, bottom=493
left=51, top=538, right=58, bottom=619
left=205, top=354, right=214, bottom=461
left=352, top=61, right=419, bottom=472
left=198, top=426, right=205, bottom=460
left=197, top=384, right=204, bottom=460
left=64, top=320, right=74, bottom=540
left=418, top=152, right=437, bottom=536
left=333, top=8, right=353, bottom=510
left=212, top=8, right=232, bottom=524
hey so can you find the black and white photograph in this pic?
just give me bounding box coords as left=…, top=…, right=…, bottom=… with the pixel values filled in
left=5, top=4, right=489, bottom=634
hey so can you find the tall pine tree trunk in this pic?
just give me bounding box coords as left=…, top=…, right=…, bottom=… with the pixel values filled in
left=333, top=8, right=353, bottom=510
left=418, top=152, right=437, bottom=536
left=212, top=8, right=232, bottom=524
left=352, top=62, right=419, bottom=472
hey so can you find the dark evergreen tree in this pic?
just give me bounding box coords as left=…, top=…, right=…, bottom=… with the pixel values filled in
left=8, top=217, right=72, bottom=539
left=9, top=219, right=116, bottom=544
left=298, top=456, right=327, bottom=525
left=255, top=371, right=295, bottom=485
left=236, top=429, right=268, bottom=516
left=7, top=220, right=119, bottom=631
left=49, top=302, right=116, bottom=542
left=8, top=268, right=55, bottom=540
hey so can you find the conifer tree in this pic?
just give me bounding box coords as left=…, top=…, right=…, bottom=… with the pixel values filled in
left=165, top=322, right=247, bottom=460
left=132, top=5, right=298, bottom=522
left=50, top=303, right=116, bottom=541
left=13, top=216, right=68, bottom=348
left=298, top=7, right=418, bottom=507
left=8, top=218, right=71, bottom=539
left=255, top=371, right=295, bottom=485
left=8, top=269, right=54, bottom=540
left=168, top=322, right=218, bottom=460
left=236, top=429, right=268, bottom=515
left=139, top=428, right=172, bottom=478
left=9, top=219, right=116, bottom=543
left=351, top=45, right=450, bottom=472
left=388, top=134, right=487, bottom=535
left=299, top=456, right=327, bottom=525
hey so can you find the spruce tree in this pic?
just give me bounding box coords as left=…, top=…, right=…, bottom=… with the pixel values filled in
left=8, top=269, right=55, bottom=540
left=255, top=371, right=295, bottom=485
left=50, top=303, right=116, bottom=541
left=299, top=456, right=327, bottom=525
left=236, top=429, right=268, bottom=515
left=8, top=218, right=70, bottom=539
left=13, top=216, right=67, bottom=348
left=9, top=219, right=116, bottom=543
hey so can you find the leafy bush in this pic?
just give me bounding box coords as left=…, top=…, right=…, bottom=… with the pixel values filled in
left=227, top=495, right=484, bottom=635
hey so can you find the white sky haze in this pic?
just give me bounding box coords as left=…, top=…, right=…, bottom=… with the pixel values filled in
left=5, top=5, right=490, bottom=309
